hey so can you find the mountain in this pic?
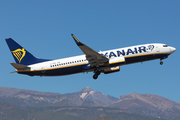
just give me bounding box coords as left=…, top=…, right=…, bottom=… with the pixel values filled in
left=0, top=102, right=86, bottom=120
left=109, top=92, right=180, bottom=120
left=63, top=87, right=118, bottom=105
left=0, top=87, right=179, bottom=119
left=0, top=103, right=168, bottom=120
left=0, top=87, right=66, bottom=107
left=0, top=87, right=110, bottom=107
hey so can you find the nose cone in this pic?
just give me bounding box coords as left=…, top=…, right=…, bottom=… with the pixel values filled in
left=171, top=47, right=176, bottom=53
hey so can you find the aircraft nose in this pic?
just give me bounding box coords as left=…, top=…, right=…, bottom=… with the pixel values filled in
left=171, top=47, right=176, bottom=53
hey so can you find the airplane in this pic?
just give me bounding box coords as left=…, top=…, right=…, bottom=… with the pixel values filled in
left=6, top=34, right=176, bottom=79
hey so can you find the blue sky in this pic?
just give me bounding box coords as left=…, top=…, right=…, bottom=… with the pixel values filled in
left=1, top=1, right=180, bottom=102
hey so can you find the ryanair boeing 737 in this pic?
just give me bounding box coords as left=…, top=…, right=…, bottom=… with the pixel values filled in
left=6, top=34, right=176, bottom=79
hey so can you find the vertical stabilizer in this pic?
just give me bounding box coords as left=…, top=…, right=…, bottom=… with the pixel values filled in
left=6, top=38, right=49, bottom=65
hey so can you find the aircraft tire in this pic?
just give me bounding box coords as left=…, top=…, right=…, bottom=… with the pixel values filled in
left=93, top=74, right=98, bottom=79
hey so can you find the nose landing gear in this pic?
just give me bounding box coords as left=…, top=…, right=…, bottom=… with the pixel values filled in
left=160, top=60, right=163, bottom=65
left=160, top=56, right=168, bottom=65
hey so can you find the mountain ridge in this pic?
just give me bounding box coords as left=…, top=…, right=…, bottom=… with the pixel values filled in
left=112, top=92, right=180, bottom=110
left=109, top=92, right=180, bottom=119
left=0, top=86, right=180, bottom=120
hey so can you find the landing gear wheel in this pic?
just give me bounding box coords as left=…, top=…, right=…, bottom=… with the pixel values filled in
left=93, top=74, right=98, bottom=79
left=160, top=61, right=163, bottom=65
left=93, top=69, right=101, bottom=80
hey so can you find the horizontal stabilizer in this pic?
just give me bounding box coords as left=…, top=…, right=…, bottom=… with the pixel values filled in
left=10, top=63, right=30, bottom=71
left=10, top=71, right=17, bottom=74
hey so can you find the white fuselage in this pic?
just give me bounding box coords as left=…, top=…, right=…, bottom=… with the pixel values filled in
left=19, top=43, right=175, bottom=77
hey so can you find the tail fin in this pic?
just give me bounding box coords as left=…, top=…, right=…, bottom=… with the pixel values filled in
left=6, top=38, right=49, bottom=65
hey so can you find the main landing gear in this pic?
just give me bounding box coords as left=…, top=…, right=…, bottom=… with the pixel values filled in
left=93, top=69, right=101, bottom=80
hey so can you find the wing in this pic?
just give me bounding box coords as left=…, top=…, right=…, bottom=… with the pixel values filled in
left=71, top=34, right=109, bottom=68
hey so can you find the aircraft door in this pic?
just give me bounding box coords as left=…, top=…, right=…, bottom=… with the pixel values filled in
left=156, top=46, right=160, bottom=52
left=41, top=67, right=46, bottom=74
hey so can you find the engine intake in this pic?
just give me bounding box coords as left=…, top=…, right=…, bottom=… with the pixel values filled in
left=103, top=66, right=120, bottom=74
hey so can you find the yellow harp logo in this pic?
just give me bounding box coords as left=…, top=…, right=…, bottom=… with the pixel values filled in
left=11, top=48, right=26, bottom=63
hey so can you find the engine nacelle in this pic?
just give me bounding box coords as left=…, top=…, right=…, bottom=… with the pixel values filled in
left=103, top=66, right=120, bottom=74
left=109, top=57, right=125, bottom=67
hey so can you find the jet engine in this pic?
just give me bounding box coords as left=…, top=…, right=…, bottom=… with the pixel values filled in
left=103, top=66, right=120, bottom=74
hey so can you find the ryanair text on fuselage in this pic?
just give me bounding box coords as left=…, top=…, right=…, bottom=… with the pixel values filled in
left=101, top=46, right=149, bottom=58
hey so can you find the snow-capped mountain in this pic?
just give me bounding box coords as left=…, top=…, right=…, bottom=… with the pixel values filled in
left=63, top=87, right=118, bottom=104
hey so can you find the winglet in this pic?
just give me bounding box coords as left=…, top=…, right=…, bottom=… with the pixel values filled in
left=71, top=34, right=84, bottom=46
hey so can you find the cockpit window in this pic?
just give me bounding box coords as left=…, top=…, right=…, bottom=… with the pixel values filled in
left=163, top=45, right=168, bottom=47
